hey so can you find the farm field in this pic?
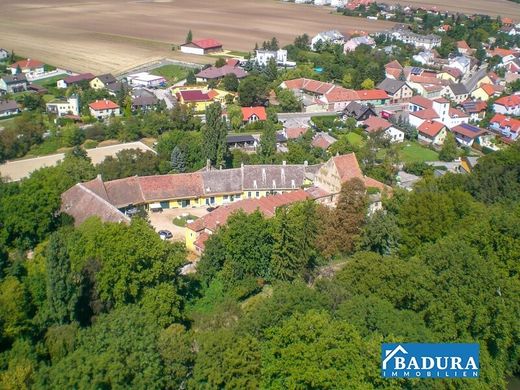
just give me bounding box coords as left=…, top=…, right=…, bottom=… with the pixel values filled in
left=0, top=0, right=398, bottom=75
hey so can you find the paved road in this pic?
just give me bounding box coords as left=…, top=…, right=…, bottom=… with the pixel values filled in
left=153, top=88, right=176, bottom=109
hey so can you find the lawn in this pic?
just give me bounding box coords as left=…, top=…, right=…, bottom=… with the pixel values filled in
left=345, top=132, right=364, bottom=147
left=152, top=64, right=191, bottom=83
left=399, top=142, right=439, bottom=164
left=172, top=214, right=198, bottom=227
left=33, top=74, right=64, bottom=89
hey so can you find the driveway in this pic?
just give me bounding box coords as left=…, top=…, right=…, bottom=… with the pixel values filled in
left=148, top=206, right=209, bottom=242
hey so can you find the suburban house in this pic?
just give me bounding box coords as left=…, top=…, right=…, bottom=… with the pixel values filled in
left=355, top=89, right=390, bottom=106
left=46, top=95, right=80, bottom=117
left=131, top=90, right=159, bottom=112
left=281, top=118, right=310, bottom=140
left=89, top=99, right=121, bottom=120
left=57, top=73, right=95, bottom=89
left=241, top=106, right=267, bottom=123
left=438, top=67, right=463, bottom=83
left=412, top=51, right=435, bottom=66
left=460, top=100, right=488, bottom=121
left=377, top=78, right=413, bottom=103
left=379, top=25, right=441, bottom=49
left=444, top=83, right=469, bottom=104
left=226, top=134, right=257, bottom=150
left=311, top=30, right=345, bottom=50
left=254, top=49, right=295, bottom=67
left=448, top=56, right=471, bottom=76
left=195, top=64, right=247, bottom=82
left=470, top=83, right=502, bottom=101
left=0, top=100, right=20, bottom=118
left=0, top=74, right=28, bottom=93
left=126, top=72, right=166, bottom=88
left=89, top=74, right=117, bottom=90
left=311, top=132, right=338, bottom=150
left=180, top=39, right=223, bottom=55
left=385, top=60, right=404, bottom=79
left=451, top=123, right=492, bottom=147
left=174, top=88, right=232, bottom=111
left=362, top=116, right=404, bottom=143
left=0, top=48, right=8, bottom=60
left=9, top=58, right=44, bottom=75
left=457, top=40, right=471, bottom=55
left=342, top=101, right=376, bottom=122
left=417, top=120, right=447, bottom=145
left=493, top=94, right=520, bottom=116
left=408, top=96, right=469, bottom=129
left=489, top=114, right=520, bottom=140
left=343, top=36, right=375, bottom=52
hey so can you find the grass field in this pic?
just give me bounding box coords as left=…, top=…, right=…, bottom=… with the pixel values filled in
left=152, top=64, right=191, bottom=83
left=399, top=142, right=439, bottom=164
left=172, top=214, right=198, bottom=227
left=33, top=75, right=64, bottom=89
left=345, top=132, right=364, bottom=147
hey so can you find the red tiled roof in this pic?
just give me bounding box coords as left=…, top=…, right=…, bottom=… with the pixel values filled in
left=89, top=99, right=119, bottom=110
left=324, top=87, right=358, bottom=103
left=452, top=124, right=487, bottom=139
left=480, top=83, right=496, bottom=96
left=177, top=90, right=210, bottom=102
left=442, top=67, right=463, bottom=79
left=489, top=48, right=515, bottom=58
left=495, top=95, right=520, bottom=108
left=410, top=95, right=433, bottom=109
left=418, top=120, right=445, bottom=137
left=63, top=73, right=95, bottom=84
left=138, top=173, right=204, bottom=201
left=490, top=114, right=520, bottom=133
left=332, top=153, right=363, bottom=182
left=194, top=232, right=210, bottom=251
left=457, top=40, right=470, bottom=50
left=187, top=189, right=311, bottom=233
left=11, top=58, right=44, bottom=70
left=286, top=127, right=308, bottom=139
left=190, top=39, right=222, bottom=49
left=434, top=97, right=449, bottom=103
left=363, top=116, right=392, bottom=133
left=385, top=60, right=403, bottom=70
left=386, top=68, right=402, bottom=79
left=411, top=108, right=439, bottom=120
left=449, top=107, right=469, bottom=118
left=241, top=106, right=267, bottom=121
left=355, top=89, right=389, bottom=101
left=410, top=75, right=445, bottom=85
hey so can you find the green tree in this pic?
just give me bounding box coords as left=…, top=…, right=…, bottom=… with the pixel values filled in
left=0, top=276, right=31, bottom=341
left=359, top=209, right=400, bottom=255
left=222, top=72, right=239, bottom=92
left=360, top=78, right=375, bottom=90
left=276, top=89, right=301, bottom=112
left=61, top=123, right=84, bottom=147
left=215, top=57, right=226, bottom=68
left=202, top=102, right=228, bottom=167
left=97, top=149, right=161, bottom=180
left=238, top=75, right=269, bottom=107
left=259, top=120, right=277, bottom=162
left=170, top=146, right=186, bottom=173
left=186, top=29, right=193, bottom=43
left=439, top=132, right=458, bottom=161
left=186, top=70, right=196, bottom=85
left=264, top=57, right=278, bottom=81
left=226, top=104, right=243, bottom=130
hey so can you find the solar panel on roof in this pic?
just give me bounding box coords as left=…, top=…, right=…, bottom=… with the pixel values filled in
left=460, top=123, right=480, bottom=133
left=411, top=67, right=422, bottom=75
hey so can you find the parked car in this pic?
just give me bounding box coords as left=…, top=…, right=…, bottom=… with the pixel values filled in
left=158, top=230, right=173, bottom=240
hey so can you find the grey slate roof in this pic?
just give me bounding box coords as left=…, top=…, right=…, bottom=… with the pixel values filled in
left=0, top=100, right=19, bottom=113
left=377, top=78, right=407, bottom=95
left=97, top=73, right=117, bottom=84
left=1, top=74, right=27, bottom=85
left=449, top=83, right=468, bottom=96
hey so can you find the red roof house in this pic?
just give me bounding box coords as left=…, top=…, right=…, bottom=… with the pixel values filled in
left=241, top=106, right=267, bottom=123
left=10, top=58, right=44, bottom=74
left=180, top=39, right=223, bottom=55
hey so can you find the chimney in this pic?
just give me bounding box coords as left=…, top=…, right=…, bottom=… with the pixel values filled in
left=282, top=160, right=286, bottom=165
left=206, top=159, right=211, bottom=170
left=304, top=160, right=308, bottom=166
left=262, top=168, right=266, bottom=183
left=281, top=167, right=285, bottom=185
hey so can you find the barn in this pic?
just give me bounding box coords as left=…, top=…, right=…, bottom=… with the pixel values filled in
left=180, top=39, right=223, bottom=55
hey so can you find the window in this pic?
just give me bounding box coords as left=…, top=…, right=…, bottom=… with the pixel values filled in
left=256, top=192, right=260, bottom=198
left=248, top=192, right=252, bottom=198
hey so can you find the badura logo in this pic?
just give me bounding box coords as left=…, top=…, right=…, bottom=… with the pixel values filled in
left=381, top=343, right=479, bottom=379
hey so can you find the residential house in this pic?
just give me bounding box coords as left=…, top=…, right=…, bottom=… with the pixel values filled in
left=106, top=81, right=125, bottom=97
left=131, top=89, right=159, bottom=112
left=46, top=95, right=80, bottom=117
left=493, top=94, right=520, bottom=116
left=355, top=89, right=390, bottom=106
left=448, top=56, right=471, bottom=76
left=343, top=36, right=375, bottom=52
left=380, top=25, right=441, bottom=49
left=89, top=99, right=120, bottom=120
left=408, top=96, right=469, bottom=129
left=311, top=132, right=337, bottom=150
left=460, top=100, right=488, bottom=121
left=57, top=73, right=95, bottom=89
left=377, top=78, right=413, bottom=103
left=0, top=100, right=20, bottom=118
left=126, top=72, right=166, bottom=88
left=342, top=101, right=376, bottom=122
left=226, top=134, right=257, bottom=149
left=456, top=40, right=471, bottom=55
left=417, top=120, right=447, bottom=145
left=451, top=123, right=491, bottom=147
left=174, top=88, right=232, bottom=111
left=89, top=74, right=117, bottom=90
left=255, top=49, right=295, bottom=67
left=489, top=113, right=520, bottom=140
left=241, top=106, right=267, bottom=123
left=0, top=48, right=8, bottom=61
left=311, top=30, right=345, bottom=50
left=438, top=67, right=462, bottom=83
left=196, top=64, right=247, bottom=82
left=384, top=60, right=404, bottom=79
left=444, top=83, right=469, bottom=104
left=412, top=51, right=434, bottom=66
left=487, top=48, right=517, bottom=66
left=470, top=83, right=502, bottom=101
left=363, top=116, right=404, bottom=143
left=180, top=39, right=223, bottom=55
left=9, top=59, right=44, bottom=75
left=321, top=88, right=359, bottom=111
left=0, top=74, right=28, bottom=93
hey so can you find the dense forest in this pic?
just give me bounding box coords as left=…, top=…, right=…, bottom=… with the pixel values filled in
left=0, top=136, right=518, bottom=388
